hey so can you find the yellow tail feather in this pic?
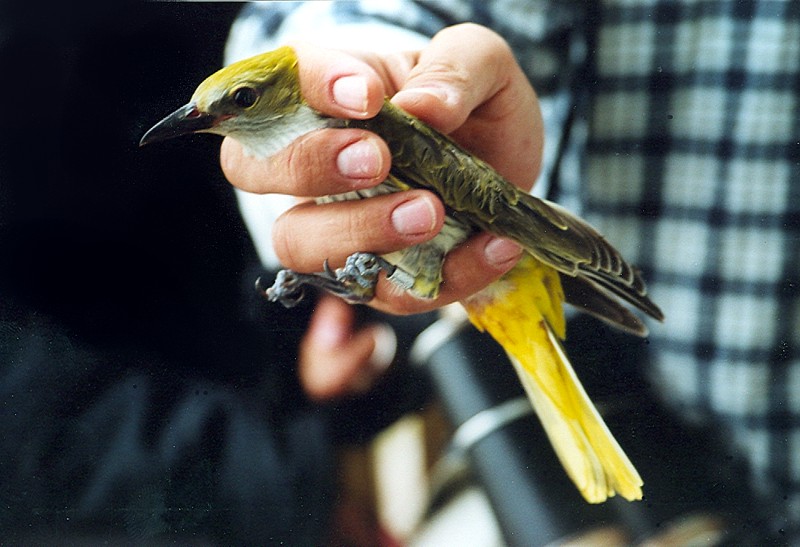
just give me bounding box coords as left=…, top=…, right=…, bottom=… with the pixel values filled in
left=463, top=255, right=643, bottom=503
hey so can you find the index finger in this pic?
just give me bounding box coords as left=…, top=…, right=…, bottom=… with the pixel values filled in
left=289, top=41, right=388, bottom=119
left=219, top=44, right=394, bottom=195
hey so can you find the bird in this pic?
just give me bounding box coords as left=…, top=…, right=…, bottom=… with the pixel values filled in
left=141, top=45, right=664, bottom=503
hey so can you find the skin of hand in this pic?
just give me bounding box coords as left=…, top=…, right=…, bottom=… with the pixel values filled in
left=298, top=294, right=397, bottom=401
left=221, top=23, right=544, bottom=397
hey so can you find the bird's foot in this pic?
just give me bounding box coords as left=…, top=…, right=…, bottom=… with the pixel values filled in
left=257, top=252, right=396, bottom=308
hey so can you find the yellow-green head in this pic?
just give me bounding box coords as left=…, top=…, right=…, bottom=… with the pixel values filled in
left=141, top=46, right=329, bottom=158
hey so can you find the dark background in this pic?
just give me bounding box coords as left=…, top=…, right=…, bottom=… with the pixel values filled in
left=0, top=3, right=258, bottom=373
left=0, top=3, right=328, bottom=542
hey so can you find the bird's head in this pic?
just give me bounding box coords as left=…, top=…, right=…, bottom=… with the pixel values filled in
left=141, top=46, right=327, bottom=157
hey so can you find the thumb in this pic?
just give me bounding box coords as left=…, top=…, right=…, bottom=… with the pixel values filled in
left=299, top=295, right=397, bottom=401
left=391, top=23, right=518, bottom=134
left=392, top=23, right=542, bottom=191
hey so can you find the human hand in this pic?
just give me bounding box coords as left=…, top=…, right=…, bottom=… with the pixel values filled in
left=299, top=294, right=396, bottom=400
left=221, top=23, right=543, bottom=316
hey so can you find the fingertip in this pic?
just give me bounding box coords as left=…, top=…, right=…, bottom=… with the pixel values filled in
left=434, top=233, right=522, bottom=305
left=483, top=236, right=523, bottom=270
left=331, top=74, right=369, bottom=114
left=389, top=23, right=521, bottom=135
left=292, top=42, right=385, bottom=119
left=336, top=135, right=390, bottom=182
left=301, top=299, right=394, bottom=400
left=308, top=296, right=354, bottom=350
left=391, top=86, right=466, bottom=134
left=392, top=86, right=451, bottom=109
left=219, top=137, right=242, bottom=182
left=331, top=70, right=385, bottom=118
left=390, top=192, right=443, bottom=237
left=220, top=136, right=272, bottom=193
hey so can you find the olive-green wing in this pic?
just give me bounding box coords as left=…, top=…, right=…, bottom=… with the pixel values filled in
left=350, top=102, right=663, bottom=324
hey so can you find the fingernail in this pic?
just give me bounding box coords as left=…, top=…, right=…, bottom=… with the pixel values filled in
left=333, top=75, right=368, bottom=114
left=484, top=237, right=522, bottom=267
left=394, top=86, right=452, bottom=106
left=391, top=197, right=437, bottom=236
left=337, top=139, right=383, bottom=179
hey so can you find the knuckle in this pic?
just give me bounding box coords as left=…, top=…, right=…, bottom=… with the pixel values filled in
left=340, top=193, right=398, bottom=252
left=344, top=204, right=375, bottom=245
left=283, top=136, right=323, bottom=196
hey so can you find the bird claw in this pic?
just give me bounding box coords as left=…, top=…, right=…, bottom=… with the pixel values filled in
left=258, top=252, right=396, bottom=307
left=256, top=271, right=312, bottom=308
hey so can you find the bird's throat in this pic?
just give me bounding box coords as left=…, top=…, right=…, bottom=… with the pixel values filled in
left=233, top=104, right=330, bottom=159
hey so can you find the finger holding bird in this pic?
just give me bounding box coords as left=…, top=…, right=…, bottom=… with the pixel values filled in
left=178, top=28, right=543, bottom=314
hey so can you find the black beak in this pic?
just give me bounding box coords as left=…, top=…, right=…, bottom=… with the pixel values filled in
left=139, top=102, right=215, bottom=147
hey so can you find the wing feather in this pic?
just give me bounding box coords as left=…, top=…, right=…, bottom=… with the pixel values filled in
left=351, top=102, right=664, bottom=326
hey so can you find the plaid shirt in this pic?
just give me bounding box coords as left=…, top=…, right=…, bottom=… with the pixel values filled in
left=227, top=0, right=800, bottom=533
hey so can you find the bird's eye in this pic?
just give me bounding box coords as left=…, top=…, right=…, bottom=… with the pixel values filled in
left=232, top=87, right=259, bottom=108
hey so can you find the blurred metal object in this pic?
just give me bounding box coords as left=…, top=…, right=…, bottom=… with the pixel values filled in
left=411, top=313, right=780, bottom=545
left=450, top=396, right=533, bottom=456
left=411, top=314, right=621, bottom=546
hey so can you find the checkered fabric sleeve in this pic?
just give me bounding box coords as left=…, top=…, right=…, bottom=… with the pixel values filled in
left=227, top=0, right=800, bottom=534
left=574, top=3, right=800, bottom=532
